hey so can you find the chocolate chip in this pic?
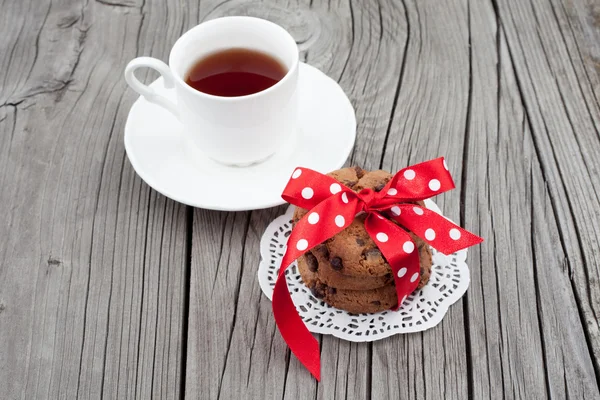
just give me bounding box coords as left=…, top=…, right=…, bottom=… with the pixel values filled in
left=374, top=183, right=385, bottom=192
left=354, top=166, right=365, bottom=178
left=356, top=238, right=365, bottom=246
left=330, top=257, right=343, bottom=271
left=327, top=287, right=337, bottom=295
left=310, top=282, right=327, bottom=299
left=343, top=179, right=358, bottom=188
left=420, top=267, right=425, bottom=275
left=306, top=252, right=319, bottom=272
left=370, top=300, right=381, bottom=306
left=363, top=248, right=383, bottom=262
left=364, top=248, right=381, bottom=256
left=314, top=244, right=330, bottom=258
left=310, top=287, right=324, bottom=299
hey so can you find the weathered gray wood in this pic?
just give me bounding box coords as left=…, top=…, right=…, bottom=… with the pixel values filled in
left=496, top=0, right=600, bottom=385
left=0, top=0, right=187, bottom=398
left=374, top=0, right=471, bottom=398
left=3, top=0, right=600, bottom=398
left=185, top=0, right=600, bottom=399
left=185, top=0, right=410, bottom=398
left=317, top=0, right=410, bottom=398
left=462, top=0, right=600, bottom=397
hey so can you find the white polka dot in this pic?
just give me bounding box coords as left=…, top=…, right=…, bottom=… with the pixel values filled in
left=400, top=295, right=407, bottom=304
left=450, top=228, right=461, bottom=240
left=425, top=228, right=436, bottom=241
left=443, top=159, right=449, bottom=170
left=402, top=241, right=415, bottom=253
left=296, top=239, right=308, bottom=251
left=292, top=169, right=302, bottom=179
left=376, top=232, right=388, bottom=242
left=404, top=169, right=416, bottom=180
left=330, top=183, right=342, bottom=194
left=429, top=179, right=441, bottom=191
left=410, top=272, right=419, bottom=283
left=307, top=212, right=319, bottom=224
left=341, top=192, right=349, bottom=204
left=397, top=267, right=407, bottom=278
left=301, top=187, right=314, bottom=199
left=413, top=207, right=424, bottom=215
left=335, top=215, right=345, bottom=227
left=387, top=188, right=398, bottom=196
left=391, top=206, right=401, bottom=216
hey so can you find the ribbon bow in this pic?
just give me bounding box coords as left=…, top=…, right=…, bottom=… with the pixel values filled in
left=272, top=157, right=483, bottom=380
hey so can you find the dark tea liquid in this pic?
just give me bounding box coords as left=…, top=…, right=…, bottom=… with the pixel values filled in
left=185, top=48, right=287, bottom=97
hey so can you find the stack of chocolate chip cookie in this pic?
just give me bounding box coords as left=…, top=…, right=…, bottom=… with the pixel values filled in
left=295, top=167, right=432, bottom=314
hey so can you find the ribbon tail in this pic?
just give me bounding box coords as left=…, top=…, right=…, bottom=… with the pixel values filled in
left=272, top=276, right=321, bottom=380
left=271, top=192, right=361, bottom=381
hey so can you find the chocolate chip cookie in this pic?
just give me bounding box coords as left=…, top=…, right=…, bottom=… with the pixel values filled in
left=294, top=167, right=433, bottom=313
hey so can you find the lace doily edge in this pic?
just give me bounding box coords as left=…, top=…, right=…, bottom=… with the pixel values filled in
left=257, top=203, right=470, bottom=342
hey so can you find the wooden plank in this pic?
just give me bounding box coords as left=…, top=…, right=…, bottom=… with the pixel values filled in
left=496, top=0, right=600, bottom=385
left=316, top=0, right=409, bottom=398
left=0, top=0, right=188, bottom=398
left=551, top=0, right=600, bottom=108
left=461, top=0, right=600, bottom=398
left=373, top=0, right=471, bottom=398
left=186, top=207, right=289, bottom=399
left=185, top=0, right=410, bottom=398
left=3, top=0, right=599, bottom=399
left=186, top=0, right=600, bottom=398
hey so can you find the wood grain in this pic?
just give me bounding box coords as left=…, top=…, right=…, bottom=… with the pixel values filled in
left=496, top=0, right=600, bottom=385
left=0, top=0, right=187, bottom=398
left=462, top=0, right=600, bottom=397
left=374, top=0, right=471, bottom=398
left=185, top=0, right=411, bottom=398
left=2, top=0, right=600, bottom=398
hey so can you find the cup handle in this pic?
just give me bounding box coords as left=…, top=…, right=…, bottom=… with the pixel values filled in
left=124, top=57, right=179, bottom=118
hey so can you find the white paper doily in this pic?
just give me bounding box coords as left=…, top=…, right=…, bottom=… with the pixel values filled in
left=258, top=199, right=470, bottom=342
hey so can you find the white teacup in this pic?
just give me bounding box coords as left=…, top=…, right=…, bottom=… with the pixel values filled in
left=124, top=17, right=299, bottom=166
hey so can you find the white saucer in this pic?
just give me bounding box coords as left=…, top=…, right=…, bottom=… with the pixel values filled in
left=124, top=62, right=356, bottom=211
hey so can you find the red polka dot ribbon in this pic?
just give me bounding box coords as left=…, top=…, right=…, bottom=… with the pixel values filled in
left=272, top=157, right=483, bottom=381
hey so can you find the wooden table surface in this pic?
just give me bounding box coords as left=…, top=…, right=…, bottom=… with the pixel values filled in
left=2, top=0, right=600, bottom=398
